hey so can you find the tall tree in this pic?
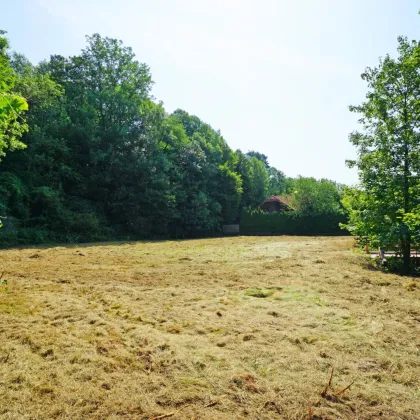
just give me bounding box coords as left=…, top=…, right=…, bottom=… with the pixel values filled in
left=267, top=167, right=286, bottom=196
left=234, top=150, right=253, bottom=208
left=168, top=110, right=242, bottom=234
left=343, top=37, right=420, bottom=273
left=45, top=34, right=171, bottom=235
left=246, top=150, right=269, bottom=169
left=248, top=157, right=269, bottom=205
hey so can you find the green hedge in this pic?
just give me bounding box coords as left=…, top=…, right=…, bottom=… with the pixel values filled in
left=240, top=209, right=348, bottom=236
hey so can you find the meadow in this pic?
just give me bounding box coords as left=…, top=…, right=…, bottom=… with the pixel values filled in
left=0, top=236, right=419, bottom=419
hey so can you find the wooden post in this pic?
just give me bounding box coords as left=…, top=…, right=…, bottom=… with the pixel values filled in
left=378, top=248, right=386, bottom=264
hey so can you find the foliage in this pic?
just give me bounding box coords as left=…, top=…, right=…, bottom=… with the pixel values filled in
left=343, top=37, right=420, bottom=273
left=267, top=167, right=286, bottom=196
left=0, top=31, right=28, bottom=162
left=291, top=177, right=344, bottom=216
left=246, top=150, right=269, bottom=168
left=248, top=157, right=269, bottom=206
left=0, top=32, right=344, bottom=244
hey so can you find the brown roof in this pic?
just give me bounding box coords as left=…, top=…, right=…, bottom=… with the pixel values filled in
left=259, top=195, right=294, bottom=208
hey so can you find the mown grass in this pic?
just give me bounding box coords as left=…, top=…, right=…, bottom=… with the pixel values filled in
left=0, top=236, right=419, bottom=419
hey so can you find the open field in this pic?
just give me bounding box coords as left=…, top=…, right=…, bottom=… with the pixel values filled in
left=1, top=236, right=419, bottom=419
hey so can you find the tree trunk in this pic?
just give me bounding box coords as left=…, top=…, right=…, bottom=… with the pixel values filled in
left=402, top=98, right=411, bottom=275
left=401, top=136, right=410, bottom=275
left=402, top=238, right=411, bottom=275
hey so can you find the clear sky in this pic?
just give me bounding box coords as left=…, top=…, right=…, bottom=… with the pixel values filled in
left=2, top=0, right=420, bottom=184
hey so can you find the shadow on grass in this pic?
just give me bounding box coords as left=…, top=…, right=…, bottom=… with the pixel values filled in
left=364, top=255, right=420, bottom=278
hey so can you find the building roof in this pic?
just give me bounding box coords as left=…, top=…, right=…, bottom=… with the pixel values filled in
left=259, top=195, right=294, bottom=208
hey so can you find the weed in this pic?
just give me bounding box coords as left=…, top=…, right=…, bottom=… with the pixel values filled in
left=0, top=278, right=8, bottom=293
left=0, top=271, right=8, bottom=293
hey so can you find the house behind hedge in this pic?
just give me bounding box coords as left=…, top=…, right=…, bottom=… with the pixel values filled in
left=259, top=195, right=294, bottom=213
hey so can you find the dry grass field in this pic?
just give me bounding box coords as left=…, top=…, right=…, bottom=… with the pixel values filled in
left=1, top=236, right=420, bottom=419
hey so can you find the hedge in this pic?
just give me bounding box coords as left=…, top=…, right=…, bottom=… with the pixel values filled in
left=240, top=210, right=348, bottom=236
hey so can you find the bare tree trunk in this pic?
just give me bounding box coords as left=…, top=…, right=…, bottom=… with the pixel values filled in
left=402, top=98, right=411, bottom=275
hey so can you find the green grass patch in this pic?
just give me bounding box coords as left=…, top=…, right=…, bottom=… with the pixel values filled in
left=0, top=294, right=33, bottom=316
left=245, top=288, right=274, bottom=298
left=274, top=287, right=328, bottom=306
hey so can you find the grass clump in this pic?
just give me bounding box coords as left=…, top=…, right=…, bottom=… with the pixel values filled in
left=244, top=288, right=274, bottom=298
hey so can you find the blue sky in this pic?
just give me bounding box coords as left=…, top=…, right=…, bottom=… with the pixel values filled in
left=3, top=0, right=420, bottom=184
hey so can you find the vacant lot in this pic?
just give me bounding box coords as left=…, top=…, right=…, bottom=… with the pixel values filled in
left=0, top=236, right=419, bottom=419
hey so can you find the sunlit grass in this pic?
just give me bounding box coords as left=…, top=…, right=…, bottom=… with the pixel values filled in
left=0, top=236, right=419, bottom=419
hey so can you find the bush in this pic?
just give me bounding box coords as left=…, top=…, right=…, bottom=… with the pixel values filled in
left=0, top=228, right=57, bottom=247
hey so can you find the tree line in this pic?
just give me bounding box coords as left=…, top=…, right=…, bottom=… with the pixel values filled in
left=0, top=32, right=343, bottom=244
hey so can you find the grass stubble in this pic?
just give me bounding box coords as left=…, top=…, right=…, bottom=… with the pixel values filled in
left=0, top=236, right=419, bottom=419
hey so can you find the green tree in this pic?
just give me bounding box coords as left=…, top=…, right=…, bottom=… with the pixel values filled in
left=0, top=31, right=27, bottom=161
left=168, top=110, right=241, bottom=234
left=292, top=177, right=342, bottom=216
left=248, top=157, right=269, bottom=205
left=283, top=177, right=297, bottom=194
left=267, top=167, right=286, bottom=196
left=234, top=150, right=253, bottom=208
left=343, top=37, right=420, bottom=273
left=246, top=150, right=269, bottom=169
left=1, top=53, right=85, bottom=238
left=45, top=34, right=172, bottom=236
left=217, top=162, right=243, bottom=223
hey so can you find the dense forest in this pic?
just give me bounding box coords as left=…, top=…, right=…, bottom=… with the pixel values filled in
left=0, top=32, right=344, bottom=244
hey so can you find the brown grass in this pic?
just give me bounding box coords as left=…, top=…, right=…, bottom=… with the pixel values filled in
left=0, top=236, right=419, bottom=419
